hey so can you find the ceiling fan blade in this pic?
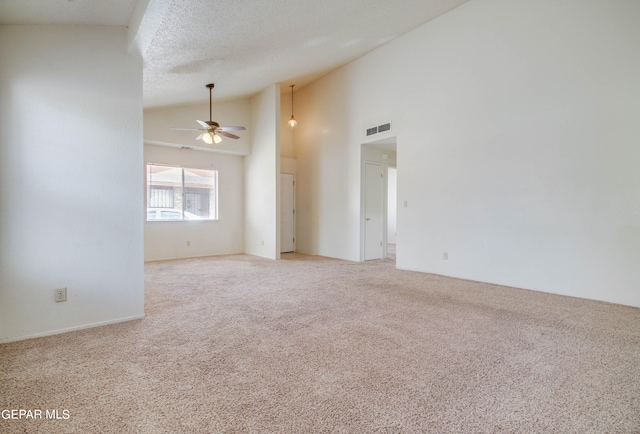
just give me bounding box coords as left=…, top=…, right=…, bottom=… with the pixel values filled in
left=196, top=120, right=210, bottom=129
left=218, top=131, right=240, bottom=140
left=219, top=126, right=246, bottom=131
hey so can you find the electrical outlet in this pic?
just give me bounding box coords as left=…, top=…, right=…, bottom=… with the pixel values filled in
left=54, top=288, right=67, bottom=302
left=443, top=252, right=448, bottom=260
left=186, top=240, right=190, bottom=246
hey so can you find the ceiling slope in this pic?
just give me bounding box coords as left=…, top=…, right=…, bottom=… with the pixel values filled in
left=0, top=0, right=470, bottom=107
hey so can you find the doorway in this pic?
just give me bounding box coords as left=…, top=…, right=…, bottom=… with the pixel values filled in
left=361, top=137, right=397, bottom=262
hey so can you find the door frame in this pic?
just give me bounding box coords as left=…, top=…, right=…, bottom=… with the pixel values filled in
left=360, top=137, right=397, bottom=262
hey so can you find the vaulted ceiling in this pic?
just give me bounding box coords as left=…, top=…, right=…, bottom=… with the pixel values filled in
left=0, top=0, right=470, bottom=107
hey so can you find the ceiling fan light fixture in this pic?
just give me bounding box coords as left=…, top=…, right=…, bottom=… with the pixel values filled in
left=202, top=132, right=214, bottom=144
left=213, top=133, right=222, bottom=144
left=289, top=84, right=298, bottom=128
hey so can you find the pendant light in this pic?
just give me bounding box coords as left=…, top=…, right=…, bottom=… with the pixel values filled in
left=288, top=84, right=298, bottom=127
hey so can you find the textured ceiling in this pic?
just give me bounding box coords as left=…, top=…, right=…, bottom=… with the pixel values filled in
left=143, top=0, right=470, bottom=107
left=1, top=0, right=470, bottom=108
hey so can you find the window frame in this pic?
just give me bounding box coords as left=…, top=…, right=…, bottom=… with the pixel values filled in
left=145, top=163, right=219, bottom=222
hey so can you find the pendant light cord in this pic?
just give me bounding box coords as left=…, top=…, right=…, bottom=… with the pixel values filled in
left=291, top=84, right=295, bottom=117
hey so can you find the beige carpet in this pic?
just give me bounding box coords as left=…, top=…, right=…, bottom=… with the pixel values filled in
left=1, top=253, right=639, bottom=433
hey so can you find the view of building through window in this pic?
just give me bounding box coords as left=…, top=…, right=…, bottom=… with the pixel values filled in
left=146, top=164, right=218, bottom=221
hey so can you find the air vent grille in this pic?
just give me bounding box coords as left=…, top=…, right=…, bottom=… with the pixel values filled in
left=365, top=121, right=392, bottom=137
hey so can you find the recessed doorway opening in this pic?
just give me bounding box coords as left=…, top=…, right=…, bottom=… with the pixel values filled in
left=360, top=136, right=397, bottom=263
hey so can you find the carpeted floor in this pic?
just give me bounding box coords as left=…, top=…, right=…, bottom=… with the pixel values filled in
left=1, top=253, right=639, bottom=433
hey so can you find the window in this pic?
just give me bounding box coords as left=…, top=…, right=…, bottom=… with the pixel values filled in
left=146, top=164, right=218, bottom=221
left=148, top=186, right=174, bottom=208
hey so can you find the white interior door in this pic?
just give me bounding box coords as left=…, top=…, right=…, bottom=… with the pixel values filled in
left=387, top=166, right=397, bottom=244
left=280, top=173, right=295, bottom=253
left=364, top=162, right=384, bottom=260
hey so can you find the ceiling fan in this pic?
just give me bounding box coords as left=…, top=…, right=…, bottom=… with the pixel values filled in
left=171, top=83, right=246, bottom=145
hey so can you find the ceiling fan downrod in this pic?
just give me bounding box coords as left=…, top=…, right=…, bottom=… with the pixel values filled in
left=206, top=83, right=214, bottom=123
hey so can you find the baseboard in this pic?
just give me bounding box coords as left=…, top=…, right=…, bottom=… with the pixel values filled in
left=395, top=264, right=639, bottom=308
left=0, top=314, right=145, bottom=344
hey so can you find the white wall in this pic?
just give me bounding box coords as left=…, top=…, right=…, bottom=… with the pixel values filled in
left=244, top=85, right=280, bottom=259
left=295, top=0, right=640, bottom=307
left=144, top=98, right=251, bottom=155
left=144, top=144, right=244, bottom=261
left=281, top=156, right=297, bottom=175
left=0, top=25, right=144, bottom=342
left=280, top=88, right=295, bottom=158
left=295, top=67, right=360, bottom=260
